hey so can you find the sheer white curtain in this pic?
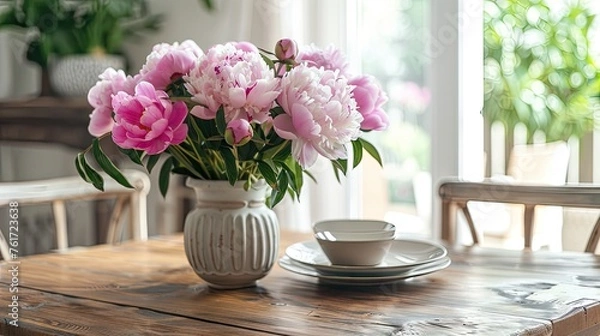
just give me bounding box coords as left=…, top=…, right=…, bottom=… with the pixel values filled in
left=249, top=0, right=359, bottom=231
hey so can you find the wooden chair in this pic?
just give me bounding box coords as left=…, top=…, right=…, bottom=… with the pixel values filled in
left=438, top=178, right=600, bottom=253
left=473, top=141, right=570, bottom=248
left=0, top=169, right=151, bottom=260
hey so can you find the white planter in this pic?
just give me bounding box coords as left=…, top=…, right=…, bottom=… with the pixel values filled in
left=49, top=55, right=125, bottom=97
left=183, top=179, right=279, bottom=289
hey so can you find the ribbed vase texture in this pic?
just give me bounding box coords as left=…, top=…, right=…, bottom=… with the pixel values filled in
left=183, top=179, right=279, bottom=289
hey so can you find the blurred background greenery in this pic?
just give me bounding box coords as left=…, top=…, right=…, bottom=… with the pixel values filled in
left=483, top=0, right=600, bottom=142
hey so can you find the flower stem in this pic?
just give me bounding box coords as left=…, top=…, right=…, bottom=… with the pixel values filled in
left=168, top=145, right=204, bottom=178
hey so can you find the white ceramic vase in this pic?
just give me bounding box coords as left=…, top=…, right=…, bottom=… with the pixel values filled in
left=183, top=179, right=279, bottom=289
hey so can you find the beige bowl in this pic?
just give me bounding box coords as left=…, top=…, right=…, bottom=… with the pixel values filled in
left=315, top=231, right=394, bottom=266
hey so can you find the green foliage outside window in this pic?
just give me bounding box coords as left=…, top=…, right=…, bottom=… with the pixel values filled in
left=484, top=0, right=600, bottom=142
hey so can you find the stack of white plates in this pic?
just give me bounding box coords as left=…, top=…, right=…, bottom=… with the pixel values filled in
left=279, top=239, right=451, bottom=286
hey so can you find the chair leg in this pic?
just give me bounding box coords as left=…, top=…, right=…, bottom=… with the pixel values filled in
left=0, top=230, right=11, bottom=261
left=458, top=202, right=480, bottom=245
left=106, top=196, right=129, bottom=244
left=52, top=200, right=69, bottom=251
left=441, top=199, right=456, bottom=244
left=585, top=216, right=600, bottom=253
left=523, top=204, right=535, bottom=250
left=129, top=191, right=148, bottom=241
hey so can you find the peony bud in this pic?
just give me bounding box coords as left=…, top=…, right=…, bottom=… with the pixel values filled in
left=224, top=119, right=253, bottom=146
left=275, top=38, right=298, bottom=61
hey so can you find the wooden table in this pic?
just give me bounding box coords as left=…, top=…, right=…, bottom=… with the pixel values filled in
left=1, top=231, right=599, bottom=335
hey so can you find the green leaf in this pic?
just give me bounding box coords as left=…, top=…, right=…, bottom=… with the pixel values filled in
left=187, top=114, right=206, bottom=142
left=199, top=0, right=214, bottom=10
left=332, top=159, right=348, bottom=175
left=237, top=141, right=259, bottom=161
left=145, top=155, right=160, bottom=173
left=118, top=148, right=143, bottom=165
left=221, top=149, right=238, bottom=185
left=215, top=106, right=227, bottom=136
left=257, top=161, right=277, bottom=188
left=270, top=173, right=288, bottom=207
left=304, top=169, right=317, bottom=183
left=158, top=156, right=174, bottom=197
left=331, top=159, right=349, bottom=183
left=260, top=53, right=276, bottom=71
left=75, top=153, right=92, bottom=184
left=351, top=140, right=363, bottom=168
left=272, top=142, right=292, bottom=162
left=293, top=161, right=304, bottom=191
left=280, top=164, right=298, bottom=192
left=331, top=162, right=342, bottom=183
left=75, top=152, right=105, bottom=191
left=92, top=139, right=133, bottom=188
left=359, top=138, right=383, bottom=167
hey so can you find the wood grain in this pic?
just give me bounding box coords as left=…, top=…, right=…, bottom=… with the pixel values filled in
left=0, top=232, right=598, bottom=335
left=0, top=287, right=265, bottom=336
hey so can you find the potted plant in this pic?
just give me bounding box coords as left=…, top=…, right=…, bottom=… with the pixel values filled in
left=0, top=0, right=162, bottom=96
left=74, top=38, right=389, bottom=288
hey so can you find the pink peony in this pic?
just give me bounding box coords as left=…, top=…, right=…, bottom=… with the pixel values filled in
left=140, top=40, right=204, bottom=90
left=273, top=65, right=363, bottom=168
left=87, top=68, right=140, bottom=137
left=184, top=42, right=280, bottom=123
left=111, top=82, right=188, bottom=155
left=224, top=119, right=253, bottom=146
left=349, top=75, right=389, bottom=131
left=233, top=41, right=259, bottom=53
left=297, top=44, right=350, bottom=76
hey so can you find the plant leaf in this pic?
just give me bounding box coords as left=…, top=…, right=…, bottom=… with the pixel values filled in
left=75, top=152, right=105, bottom=191
left=280, top=164, right=298, bottom=192
left=221, top=149, right=238, bottom=185
left=331, top=162, right=342, bottom=183
left=158, top=156, right=174, bottom=197
left=92, top=139, right=133, bottom=188
left=257, top=161, right=277, bottom=188
left=118, top=148, right=143, bottom=165
left=270, top=173, right=288, bottom=207
left=272, top=142, right=292, bottom=162
left=260, top=53, right=276, bottom=71
left=145, top=155, right=160, bottom=173
left=215, top=106, right=227, bottom=136
left=304, top=169, right=317, bottom=183
left=359, top=138, right=383, bottom=167
left=351, top=140, right=363, bottom=168
left=332, top=158, right=348, bottom=175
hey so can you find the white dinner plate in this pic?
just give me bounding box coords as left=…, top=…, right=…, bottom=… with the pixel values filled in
left=285, top=239, right=448, bottom=276
left=278, top=256, right=451, bottom=286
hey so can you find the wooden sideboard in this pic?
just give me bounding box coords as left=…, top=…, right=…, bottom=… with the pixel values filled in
left=0, top=96, right=116, bottom=246
left=0, top=96, right=93, bottom=150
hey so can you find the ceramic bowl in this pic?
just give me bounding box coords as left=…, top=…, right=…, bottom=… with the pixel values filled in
left=312, top=219, right=396, bottom=237
left=314, top=231, right=394, bottom=266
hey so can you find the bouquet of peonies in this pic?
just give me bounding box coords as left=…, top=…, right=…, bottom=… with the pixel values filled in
left=76, top=38, right=389, bottom=207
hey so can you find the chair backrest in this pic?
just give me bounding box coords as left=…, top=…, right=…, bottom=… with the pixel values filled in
left=507, top=141, right=570, bottom=184
left=438, top=178, right=600, bottom=254
left=0, top=169, right=150, bottom=260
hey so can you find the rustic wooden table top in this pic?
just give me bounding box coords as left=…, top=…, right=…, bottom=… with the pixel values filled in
left=1, top=230, right=599, bottom=336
